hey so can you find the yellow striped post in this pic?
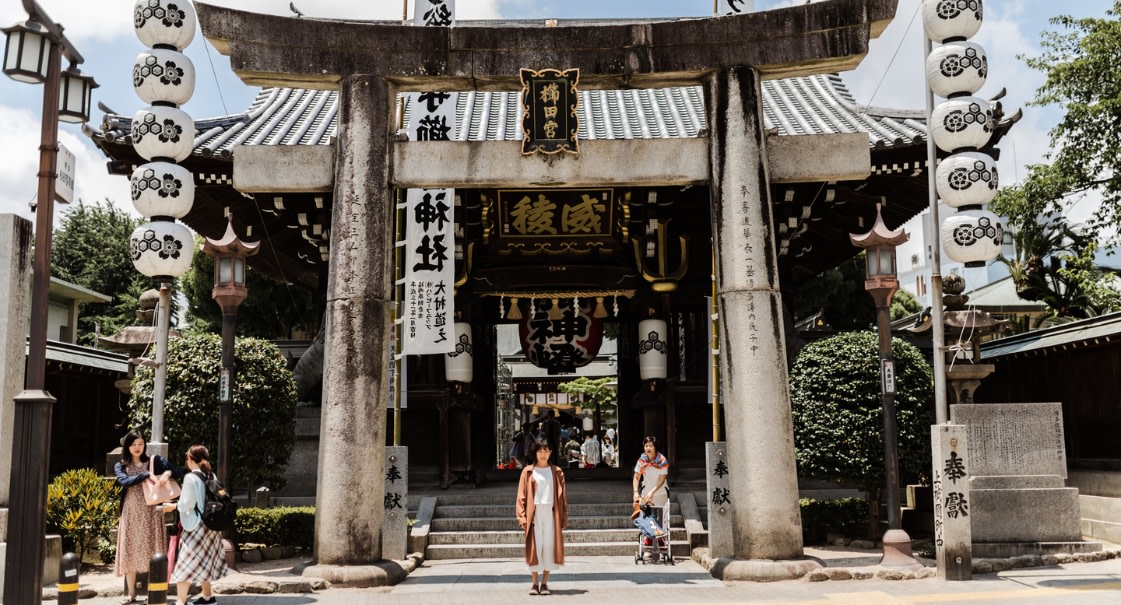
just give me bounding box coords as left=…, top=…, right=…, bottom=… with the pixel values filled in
left=147, top=552, right=169, bottom=604
left=57, top=552, right=80, bottom=605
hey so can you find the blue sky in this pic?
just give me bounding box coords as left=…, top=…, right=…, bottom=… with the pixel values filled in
left=0, top=0, right=1115, bottom=226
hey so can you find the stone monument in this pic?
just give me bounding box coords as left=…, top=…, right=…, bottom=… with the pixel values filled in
left=950, top=403, right=1101, bottom=557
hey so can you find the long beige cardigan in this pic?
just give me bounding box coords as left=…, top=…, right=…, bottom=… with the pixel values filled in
left=515, top=464, right=569, bottom=566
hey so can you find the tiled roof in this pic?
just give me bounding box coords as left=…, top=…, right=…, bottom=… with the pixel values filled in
left=99, top=74, right=928, bottom=157
left=982, top=312, right=1121, bottom=359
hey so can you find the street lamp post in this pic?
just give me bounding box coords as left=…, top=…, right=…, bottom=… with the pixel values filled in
left=850, top=202, right=919, bottom=569
left=3, top=1, right=95, bottom=602
left=201, top=219, right=259, bottom=488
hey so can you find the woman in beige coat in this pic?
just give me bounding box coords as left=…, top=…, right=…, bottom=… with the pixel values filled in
left=516, top=437, right=568, bottom=596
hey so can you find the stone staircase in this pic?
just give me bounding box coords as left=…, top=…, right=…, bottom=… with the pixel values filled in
left=422, top=491, right=688, bottom=560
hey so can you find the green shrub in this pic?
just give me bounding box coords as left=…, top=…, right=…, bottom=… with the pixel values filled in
left=97, top=536, right=117, bottom=565
left=128, top=333, right=298, bottom=492
left=46, top=469, right=120, bottom=565
left=799, top=498, right=869, bottom=544
left=235, top=506, right=315, bottom=549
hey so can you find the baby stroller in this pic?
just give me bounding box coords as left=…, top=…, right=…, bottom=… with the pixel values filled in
left=632, top=500, right=674, bottom=565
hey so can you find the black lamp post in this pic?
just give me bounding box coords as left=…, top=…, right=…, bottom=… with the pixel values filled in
left=3, top=2, right=95, bottom=602
left=850, top=202, right=919, bottom=568
left=202, top=219, right=259, bottom=488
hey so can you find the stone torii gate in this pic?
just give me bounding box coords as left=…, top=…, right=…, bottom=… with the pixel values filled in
left=196, top=0, right=897, bottom=582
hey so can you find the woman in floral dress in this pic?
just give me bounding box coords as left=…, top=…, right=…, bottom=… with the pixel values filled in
left=114, top=430, right=182, bottom=604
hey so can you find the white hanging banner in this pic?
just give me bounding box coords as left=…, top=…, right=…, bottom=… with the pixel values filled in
left=413, top=0, right=455, bottom=26
left=407, top=91, right=459, bottom=142
left=402, top=187, right=455, bottom=354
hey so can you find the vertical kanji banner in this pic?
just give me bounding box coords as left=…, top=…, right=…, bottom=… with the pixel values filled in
left=402, top=188, right=455, bottom=354
left=413, top=0, right=455, bottom=26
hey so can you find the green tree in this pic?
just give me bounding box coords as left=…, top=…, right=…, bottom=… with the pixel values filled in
left=557, top=376, right=616, bottom=434
left=50, top=200, right=147, bottom=345
left=890, top=288, right=922, bottom=322
left=180, top=238, right=319, bottom=339
left=990, top=3, right=1121, bottom=241
left=789, top=331, right=934, bottom=538
left=790, top=254, right=876, bottom=329
left=127, top=333, right=298, bottom=492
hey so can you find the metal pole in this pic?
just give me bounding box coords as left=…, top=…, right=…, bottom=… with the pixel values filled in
left=151, top=282, right=172, bottom=444
left=925, top=35, right=948, bottom=425
left=876, top=302, right=902, bottom=530
left=218, top=310, right=235, bottom=488
left=3, top=36, right=61, bottom=605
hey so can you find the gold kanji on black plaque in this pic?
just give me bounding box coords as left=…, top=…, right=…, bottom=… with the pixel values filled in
left=520, top=68, right=579, bottom=155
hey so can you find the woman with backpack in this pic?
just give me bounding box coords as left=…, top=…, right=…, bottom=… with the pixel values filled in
left=162, top=444, right=228, bottom=604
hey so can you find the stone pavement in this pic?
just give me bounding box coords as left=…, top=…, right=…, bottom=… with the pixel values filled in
left=64, top=545, right=1121, bottom=605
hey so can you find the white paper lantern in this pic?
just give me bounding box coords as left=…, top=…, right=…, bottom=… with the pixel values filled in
left=445, top=322, right=474, bottom=383
left=637, top=319, right=667, bottom=380
left=926, top=41, right=987, bottom=98
left=921, top=0, right=983, bottom=43
left=133, top=48, right=195, bottom=106
left=130, top=220, right=195, bottom=278
left=941, top=208, right=1003, bottom=267
left=935, top=152, right=998, bottom=209
left=134, top=0, right=197, bottom=50
left=931, top=96, right=993, bottom=153
left=132, top=105, right=194, bottom=162
left=131, top=162, right=195, bottom=218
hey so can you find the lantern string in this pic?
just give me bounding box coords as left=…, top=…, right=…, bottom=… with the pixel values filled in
left=482, top=289, right=635, bottom=300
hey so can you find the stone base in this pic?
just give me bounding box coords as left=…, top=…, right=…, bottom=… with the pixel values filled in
left=706, top=556, right=823, bottom=581
left=973, top=541, right=1103, bottom=558
left=300, top=555, right=419, bottom=588
left=971, top=488, right=1082, bottom=543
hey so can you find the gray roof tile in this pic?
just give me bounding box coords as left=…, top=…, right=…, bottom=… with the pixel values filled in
left=99, top=74, right=928, bottom=157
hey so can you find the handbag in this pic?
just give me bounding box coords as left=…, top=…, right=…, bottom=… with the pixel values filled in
left=142, top=456, right=181, bottom=506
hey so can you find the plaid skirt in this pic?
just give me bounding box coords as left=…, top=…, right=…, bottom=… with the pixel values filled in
left=170, top=522, right=229, bottom=584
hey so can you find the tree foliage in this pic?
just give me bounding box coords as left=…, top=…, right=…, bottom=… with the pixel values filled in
left=127, top=333, right=298, bottom=492
left=991, top=3, right=1121, bottom=241
left=790, top=331, right=934, bottom=536
left=791, top=253, right=923, bottom=328
left=180, top=238, right=319, bottom=339
left=50, top=200, right=147, bottom=345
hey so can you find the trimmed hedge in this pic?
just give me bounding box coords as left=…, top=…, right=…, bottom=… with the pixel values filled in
left=799, top=498, right=869, bottom=545
left=235, top=506, right=314, bottom=549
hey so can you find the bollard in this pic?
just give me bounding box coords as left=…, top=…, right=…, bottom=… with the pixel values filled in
left=148, top=552, right=169, bottom=605
left=255, top=485, right=271, bottom=508
left=57, top=552, right=80, bottom=605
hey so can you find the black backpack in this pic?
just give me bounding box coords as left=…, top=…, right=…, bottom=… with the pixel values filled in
left=192, top=470, right=238, bottom=532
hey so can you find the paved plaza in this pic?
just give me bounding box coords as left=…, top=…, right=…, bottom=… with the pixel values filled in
left=72, top=554, right=1121, bottom=605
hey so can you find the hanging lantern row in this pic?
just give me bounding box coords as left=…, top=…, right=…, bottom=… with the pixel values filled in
left=128, top=0, right=197, bottom=280
left=923, top=0, right=1002, bottom=268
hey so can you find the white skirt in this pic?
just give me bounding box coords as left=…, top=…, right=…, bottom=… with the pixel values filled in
left=529, top=503, right=561, bottom=572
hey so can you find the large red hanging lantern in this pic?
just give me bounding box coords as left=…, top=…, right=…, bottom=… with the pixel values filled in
left=519, top=299, right=604, bottom=373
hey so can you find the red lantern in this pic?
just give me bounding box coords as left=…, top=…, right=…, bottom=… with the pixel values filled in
left=519, top=299, right=603, bottom=373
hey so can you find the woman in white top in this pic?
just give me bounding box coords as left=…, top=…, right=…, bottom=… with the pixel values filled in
left=162, top=445, right=228, bottom=605
left=515, top=438, right=568, bottom=596
left=632, top=436, right=669, bottom=507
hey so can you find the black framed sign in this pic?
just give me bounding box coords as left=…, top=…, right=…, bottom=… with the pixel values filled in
left=520, top=68, right=579, bottom=155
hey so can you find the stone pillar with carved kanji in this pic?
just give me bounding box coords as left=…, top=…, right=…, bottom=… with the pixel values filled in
left=307, top=74, right=394, bottom=573
left=706, top=66, right=817, bottom=579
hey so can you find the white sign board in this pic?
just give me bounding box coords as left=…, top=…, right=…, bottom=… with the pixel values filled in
left=413, top=0, right=455, bottom=26
left=56, top=143, right=75, bottom=204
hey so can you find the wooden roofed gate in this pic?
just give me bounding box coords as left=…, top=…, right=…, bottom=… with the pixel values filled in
left=96, top=0, right=935, bottom=582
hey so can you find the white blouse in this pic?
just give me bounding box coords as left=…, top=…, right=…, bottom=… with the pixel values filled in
left=532, top=466, right=554, bottom=505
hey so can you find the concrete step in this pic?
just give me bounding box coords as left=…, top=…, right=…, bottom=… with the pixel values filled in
left=428, top=527, right=688, bottom=546
left=1080, top=495, right=1121, bottom=544
left=430, top=514, right=684, bottom=532
left=425, top=539, right=691, bottom=560
left=420, top=492, right=649, bottom=506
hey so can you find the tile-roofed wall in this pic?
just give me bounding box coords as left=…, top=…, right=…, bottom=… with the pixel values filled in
left=101, top=74, right=928, bottom=158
